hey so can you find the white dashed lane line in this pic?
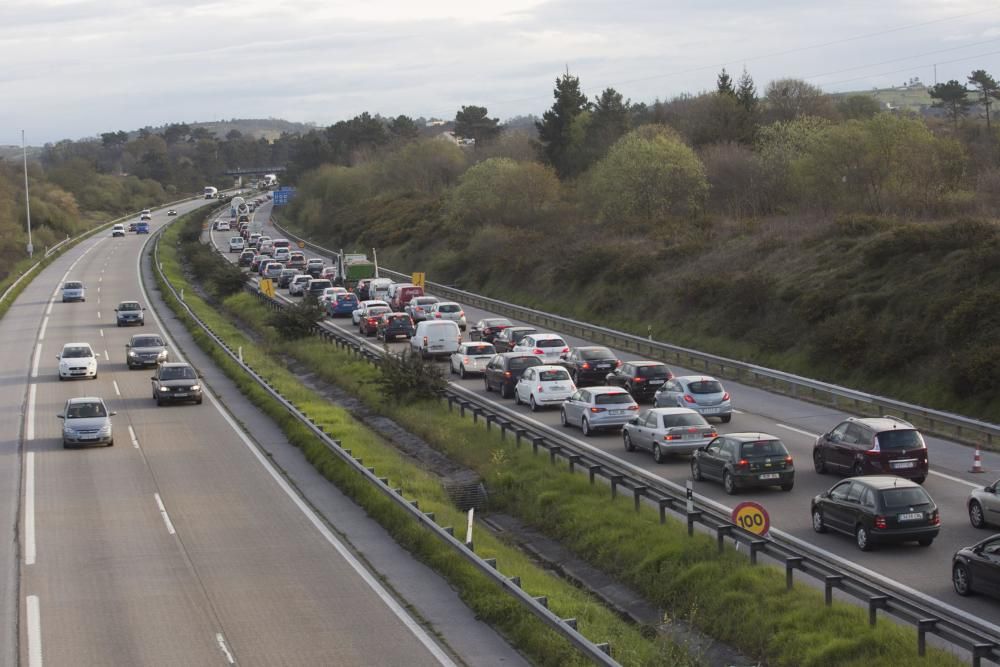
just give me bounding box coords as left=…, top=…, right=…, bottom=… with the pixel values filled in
left=31, top=344, right=41, bottom=378
left=154, top=493, right=176, bottom=535
left=25, top=452, right=36, bottom=565
left=26, top=595, right=41, bottom=667
left=112, top=380, right=121, bottom=397
left=128, top=425, right=139, bottom=449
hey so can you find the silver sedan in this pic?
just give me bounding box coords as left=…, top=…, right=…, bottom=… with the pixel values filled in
left=654, top=375, right=732, bottom=422
left=560, top=387, right=638, bottom=436
left=968, top=479, right=1000, bottom=529
left=449, top=342, right=496, bottom=379
left=623, top=408, right=717, bottom=463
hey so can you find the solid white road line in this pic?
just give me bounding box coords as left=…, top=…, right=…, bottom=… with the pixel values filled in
left=31, top=344, right=41, bottom=378
left=25, top=453, right=36, bottom=565
left=26, top=385, right=36, bottom=441
left=38, top=317, right=48, bottom=342
left=216, top=633, right=235, bottom=664
left=154, top=493, right=176, bottom=535
left=128, top=425, right=139, bottom=449
left=26, top=595, right=41, bottom=667
left=45, top=301, right=52, bottom=315
left=775, top=423, right=819, bottom=438
left=112, top=380, right=121, bottom=397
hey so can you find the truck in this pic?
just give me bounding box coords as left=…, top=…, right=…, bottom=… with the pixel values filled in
left=339, top=252, right=375, bottom=290
left=203, top=186, right=218, bottom=199
left=229, top=196, right=250, bottom=223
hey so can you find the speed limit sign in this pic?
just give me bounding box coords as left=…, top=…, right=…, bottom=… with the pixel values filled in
left=732, top=501, right=770, bottom=537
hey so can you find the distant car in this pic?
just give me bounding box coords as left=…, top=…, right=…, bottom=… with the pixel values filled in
left=353, top=300, right=390, bottom=325
left=359, top=306, right=392, bottom=336
left=376, top=312, right=416, bottom=341
left=561, top=346, right=621, bottom=386
left=167, top=209, right=177, bottom=217
left=217, top=220, right=230, bottom=231
left=469, top=318, right=513, bottom=343
left=512, top=333, right=568, bottom=364
left=427, top=302, right=467, bottom=330
left=151, top=362, right=203, bottom=405
left=126, top=333, right=168, bottom=369
left=560, top=387, right=639, bottom=436
left=483, top=353, right=544, bottom=398
left=306, top=278, right=333, bottom=300
left=514, top=365, right=575, bottom=411
left=492, top=326, right=537, bottom=353
left=954, top=535, right=1000, bottom=597
left=286, top=252, right=306, bottom=270
left=111, top=224, right=125, bottom=237
left=405, top=296, right=439, bottom=322
left=238, top=250, right=256, bottom=267
left=115, top=300, right=145, bottom=327
left=58, top=396, right=115, bottom=448
left=257, top=259, right=277, bottom=276
left=61, top=281, right=86, bottom=302
left=966, top=479, right=1000, bottom=529
left=391, top=284, right=424, bottom=312
left=140, top=209, right=152, bottom=220
left=411, top=320, right=462, bottom=359
left=128, top=222, right=137, bottom=232
left=305, top=258, right=325, bottom=278
left=320, top=266, right=338, bottom=281
left=273, top=247, right=291, bottom=263
left=318, top=286, right=347, bottom=308
left=624, top=408, right=717, bottom=463
left=692, top=433, right=795, bottom=494
left=654, top=375, right=732, bottom=422
left=136, top=222, right=150, bottom=234
left=262, top=262, right=284, bottom=280
left=449, top=342, right=496, bottom=378
left=812, top=416, right=928, bottom=483
left=277, top=268, right=298, bottom=289
left=812, top=476, right=938, bottom=551
left=288, top=274, right=311, bottom=296
left=56, top=342, right=98, bottom=380
left=605, top=361, right=674, bottom=402
left=248, top=233, right=262, bottom=248
left=229, top=236, right=245, bottom=253
left=327, top=292, right=359, bottom=317
left=354, top=278, right=373, bottom=301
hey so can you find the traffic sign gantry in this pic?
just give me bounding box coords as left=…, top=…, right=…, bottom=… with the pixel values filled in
left=731, top=501, right=770, bottom=537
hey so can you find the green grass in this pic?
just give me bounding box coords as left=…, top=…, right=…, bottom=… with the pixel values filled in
left=155, top=213, right=690, bottom=666
left=172, top=212, right=964, bottom=666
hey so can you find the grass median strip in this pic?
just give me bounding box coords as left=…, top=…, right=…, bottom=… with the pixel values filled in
left=156, top=211, right=687, bottom=666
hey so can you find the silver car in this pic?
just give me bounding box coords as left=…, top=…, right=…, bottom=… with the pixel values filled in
left=968, top=479, right=1000, bottom=529
left=58, top=396, right=115, bottom=448
left=449, top=342, right=496, bottom=379
left=406, top=296, right=440, bottom=322
left=623, top=408, right=717, bottom=463
left=654, top=375, right=732, bottom=423
left=560, top=387, right=639, bottom=436
left=61, top=281, right=86, bottom=302
left=428, top=302, right=467, bottom=330
left=126, top=333, right=169, bottom=369
left=288, top=274, right=311, bottom=296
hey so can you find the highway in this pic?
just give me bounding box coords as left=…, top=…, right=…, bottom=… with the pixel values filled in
left=7, top=199, right=523, bottom=666
left=217, top=202, right=1000, bottom=630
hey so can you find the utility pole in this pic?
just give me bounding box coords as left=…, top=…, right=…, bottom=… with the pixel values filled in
left=934, top=64, right=938, bottom=85
left=22, top=130, right=33, bottom=258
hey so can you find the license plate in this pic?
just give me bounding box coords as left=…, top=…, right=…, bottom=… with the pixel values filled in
left=891, top=461, right=915, bottom=469
left=702, top=407, right=719, bottom=414
left=551, top=385, right=565, bottom=390
left=596, top=364, right=610, bottom=369
left=610, top=409, right=625, bottom=415
left=898, top=512, right=923, bottom=521
left=649, top=380, right=664, bottom=385
left=81, top=435, right=97, bottom=441
left=759, top=473, right=779, bottom=480
left=174, top=392, right=189, bottom=398
left=430, top=345, right=443, bottom=350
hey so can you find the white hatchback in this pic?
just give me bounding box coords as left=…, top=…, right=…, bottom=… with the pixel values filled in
left=228, top=236, right=245, bottom=252
left=512, top=333, right=569, bottom=364
left=514, top=365, right=575, bottom=411
left=449, top=342, right=496, bottom=379
left=57, top=342, right=98, bottom=380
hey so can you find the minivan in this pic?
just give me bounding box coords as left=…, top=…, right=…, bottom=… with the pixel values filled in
left=813, top=416, right=928, bottom=483
left=410, top=320, right=462, bottom=359
left=391, top=284, right=425, bottom=312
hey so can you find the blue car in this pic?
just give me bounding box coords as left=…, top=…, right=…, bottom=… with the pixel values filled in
left=327, top=293, right=359, bottom=317
left=136, top=222, right=150, bottom=234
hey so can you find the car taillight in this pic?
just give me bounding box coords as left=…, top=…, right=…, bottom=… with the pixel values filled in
left=666, top=372, right=675, bottom=380
left=736, top=459, right=749, bottom=469
left=874, top=515, right=887, bottom=530
left=483, top=328, right=492, bottom=335
left=785, top=455, right=793, bottom=465
left=722, top=392, right=730, bottom=401
left=561, top=347, right=569, bottom=354
left=627, top=405, right=639, bottom=411
left=705, top=431, right=717, bottom=437
left=463, top=357, right=470, bottom=364
left=459, top=311, right=465, bottom=317
left=683, top=395, right=696, bottom=403
left=423, top=336, right=428, bottom=347
left=582, top=362, right=591, bottom=370
left=634, top=377, right=645, bottom=383
left=504, top=371, right=511, bottom=378
left=434, top=313, right=441, bottom=318
left=930, top=510, right=940, bottom=526
left=615, top=359, right=622, bottom=368
left=664, top=434, right=681, bottom=441
left=590, top=407, right=606, bottom=413
left=537, top=385, right=544, bottom=393
left=533, top=349, right=544, bottom=355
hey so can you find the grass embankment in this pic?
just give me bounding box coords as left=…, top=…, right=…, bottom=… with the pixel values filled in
left=210, top=215, right=959, bottom=665
left=156, top=210, right=686, bottom=666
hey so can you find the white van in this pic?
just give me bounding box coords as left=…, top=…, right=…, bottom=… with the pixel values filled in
left=369, top=278, right=393, bottom=301
left=410, top=320, right=462, bottom=359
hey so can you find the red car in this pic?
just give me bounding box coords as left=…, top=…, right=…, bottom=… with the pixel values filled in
left=359, top=306, right=391, bottom=336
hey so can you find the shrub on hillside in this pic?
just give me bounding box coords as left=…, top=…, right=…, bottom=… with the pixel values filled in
left=700, top=142, right=766, bottom=219
left=377, top=349, right=446, bottom=402
left=950, top=343, right=1000, bottom=397
left=267, top=298, right=326, bottom=340
left=445, top=158, right=561, bottom=229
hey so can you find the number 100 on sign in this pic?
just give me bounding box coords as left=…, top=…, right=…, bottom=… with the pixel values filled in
left=732, top=501, right=770, bottom=536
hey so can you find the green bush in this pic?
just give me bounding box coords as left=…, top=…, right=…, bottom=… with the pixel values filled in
left=377, top=349, right=447, bottom=402
left=267, top=298, right=326, bottom=340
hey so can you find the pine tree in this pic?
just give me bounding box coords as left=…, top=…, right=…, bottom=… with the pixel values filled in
left=535, top=73, right=591, bottom=177
left=968, top=69, right=999, bottom=131
left=717, top=68, right=735, bottom=96
left=929, top=80, right=972, bottom=130
left=736, top=67, right=757, bottom=113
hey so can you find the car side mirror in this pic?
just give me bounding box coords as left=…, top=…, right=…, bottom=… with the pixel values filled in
left=628, top=417, right=639, bottom=425
left=55, top=355, right=60, bottom=360
left=150, top=376, right=157, bottom=380
left=110, top=411, right=117, bottom=416
left=56, top=414, right=64, bottom=419
left=114, top=308, right=118, bottom=312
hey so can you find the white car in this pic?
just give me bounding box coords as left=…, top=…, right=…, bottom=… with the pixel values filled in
left=57, top=342, right=98, bottom=380
left=427, top=302, right=467, bottom=330
left=512, top=333, right=569, bottom=364
left=449, top=342, right=496, bottom=379
left=288, top=274, right=312, bottom=296
left=272, top=247, right=291, bottom=262
left=353, top=300, right=390, bottom=325
left=111, top=224, right=125, bottom=237
left=217, top=220, right=231, bottom=231
left=228, top=236, right=245, bottom=253
left=514, top=365, right=575, bottom=411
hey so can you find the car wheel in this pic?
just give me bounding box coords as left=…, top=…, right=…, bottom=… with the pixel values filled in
left=812, top=508, right=826, bottom=533
left=969, top=500, right=986, bottom=529
left=513, top=390, right=522, bottom=406
left=107, top=440, right=114, bottom=447
left=691, top=458, right=703, bottom=481
left=484, top=378, right=491, bottom=392
left=623, top=432, right=634, bottom=452
left=653, top=444, right=664, bottom=464
left=953, top=563, right=973, bottom=596
left=917, top=537, right=933, bottom=547
left=781, top=483, right=794, bottom=492
left=720, top=414, right=732, bottom=424
left=723, top=471, right=737, bottom=495
left=196, top=398, right=203, bottom=405
left=851, top=462, right=864, bottom=477
left=560, top=409, right=569, bottom=427
left=156, top=397, right=163, bottom=406
left=529, top=396, right=539, bottom=412
left=500, top=383, right=511, bottom=399
left=581, top=418, right=591, bottom=437
left=449, top=361, right=456, bottom=375
left=813, top=450, right=827, bottom=474
left=855, top=525, right=872, bottom=551
left=93, top=373, right=98, bottom=380
left=913, top=475, right=926, bottom=484
left=459, top=366, right=467, bottom=380
left=58, top=375, right=64, bottom=381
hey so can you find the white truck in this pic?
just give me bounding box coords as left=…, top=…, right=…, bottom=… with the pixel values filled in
left=203, top=186, right=218, bottom=199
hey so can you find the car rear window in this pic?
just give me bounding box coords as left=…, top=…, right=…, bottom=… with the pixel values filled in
left=369, top=307, right=390, bottom=315
left=880, top=487, right=932, bottom=509
left=688, top=380, right=724, bottom=394
left=876, top=429, right=923, bottom=450
left=637, top=365, right=670, bottom=378
left=415, top=297, right=437, bottom=305
left=539, top=369, right=571, bottom=381
left=133, top=337, right=163, bottom=347
left=662, top=414, right=706, bottom=427
left=595, top=393, right=633, bottom=405
left=388, top=314, right=410, bottom=321
left=466, top=345, right=494, bottom=355
left=310, top=281, right=332, bottom=290
left=485, top=319, right=512, bottom=328
left=438, top=304, right=461, bottom=313
left=509, top=357, right=543, bottom=370
left=580, top=347, right=615, bottom=360
left=535, top=338, right=566, bottom=348
left=740, top=440, right=787, bottom=457
left=337, top=294, right=357, bottom=302
left=64, top=282, right=83, bottom=289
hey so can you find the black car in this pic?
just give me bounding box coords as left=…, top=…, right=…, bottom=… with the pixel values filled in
left=277, top=268, right=298, bottom=288
left=469, top=318, right=513, bottom=343
left=493, top=326, right=537, bottom=353
left=605, top=361, right=674, bottom=402
left=812, top=476, right=939, bottom=551
left=126, top=334, right=168, bottom=368
left=954, top=535, right=1000, bottom=597
left=151, top=362, right=203, bottom=405
left=306, top=260, right=325, bottom=278
left=376, top=312, right=415, bottom=341
left=562, top=346, right=621, bottom=386
left=691, top=433, right=795, bottom=494
left=483, top=353, right=544, bottom=398
left=238, top=250, right=256, bottom=267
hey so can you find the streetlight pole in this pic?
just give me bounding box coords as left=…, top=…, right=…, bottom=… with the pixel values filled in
left=22, top=130, right=33, bottom=258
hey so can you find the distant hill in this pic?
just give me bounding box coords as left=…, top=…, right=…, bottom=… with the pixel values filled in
left=0, top=145, right=42, bottom=161
left=186, top=118, right=317, bottom=141
left=832, top=84, right=933, bottom=114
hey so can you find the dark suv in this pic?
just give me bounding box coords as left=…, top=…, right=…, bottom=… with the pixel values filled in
left=605, top=361, right=673, bottom=402
left=483, top=353, right=544, bottom=398
left=813, top=416, right=928, bottom=483
left=561, top=346, right=621, bottom=386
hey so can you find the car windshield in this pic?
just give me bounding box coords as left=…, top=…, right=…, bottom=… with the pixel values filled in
left=62, top=346, right=92, bottom=358
left=663, top=414, right=706, bottom=427
left=535, top=338, right=565, bottom=348
left=308, top=260, right=323, bottom=266
left=338, top=295, right=357, bottom=303
left=118, top=302, right=140, bottom=311
left=876, top=429, right=923, bottom=450
left=580, top=348, right=615, bottom=360
left=881, top=487, right=932, bottom=509
left=509, top=357, right=542, bottom=370
left=637, top=365, right=670, bottom=378
left=595, top=393, right=633, bottom=405
left=160, top=366, right=197, bottom=380
left=369, top=307, right=390, bottom=315
left=64, top=282, right=83, bottom=289
left=466, top=345, right=494, bottom=355
left=438, top=304, right=461, bottom=313
left=688, top=380, right=724, bottom=394
left=67, top=402, right=107, bottom=419
left=133, top=337, right=164, bottom=348
left=741, top=440, right=787, bottom=457
left=539, top=369, right=570, bottom=381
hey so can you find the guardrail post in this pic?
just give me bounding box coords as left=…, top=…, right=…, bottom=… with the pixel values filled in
left=596, top=643, right=611, bottom=656
left=632, top=486, right=647, bottom=512
left=749, top=540, right=766, bottom=565
left=549, top=446, right=561, bottom=465
left=484, top=558, right=497, bottom=569
left=972, top=643, right=994, bottom=667
left=716, top=525, right=732, bottom=553
left=563, top=618, right=577, bottom=630
left=532, top=437, right=543, bottom=455
left=785, top=556, right=803, bottom=589
left=686, top=511, right=702, bottom=536
left=567, top=454, right=582, bottom=472
left=824, top=575, right=843, bottom=605
left=867, top=595, right=888, bottom=626
left=658, top=499, right=670, bottom=524
left=534, top=596, right=548, bottom=609
left=916, top=618, right=937, bottom=657
left=515, top=429, right=527, bottom=447
left=589, top=465, right=602, bottom=484
left=459, top=402, right=466, bottom=417
left=472, top=408, right=480, bottom=424
left=510, top=576, right=521, bottom=588
left=444, top=526, right=454, bottom=536
left=610, top=475, right=624, bottom=499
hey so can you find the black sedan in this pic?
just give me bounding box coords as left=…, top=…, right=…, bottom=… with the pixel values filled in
left=954, top=535, right=1000, bottom=597
left=377, top=312, right=415, bottom=341
left=469, top=318, right=513, bottom=343
left=151, top=363, right=203, bottom=405
left=812, top=476, right=939, bottom=551
left=691, top=433, right=795, bottom=494
left=562, top=346, right=620, bottom=386
left=605, top=361, right=674, bottom=402
left=492, top=326, right=537, bottom=353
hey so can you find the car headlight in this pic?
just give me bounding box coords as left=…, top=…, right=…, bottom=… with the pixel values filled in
left=190, top=385, right=201, bottom=391
left=128, top=351, right=137, bottom=357
left=157, top=350, right=168, bottom=358
left=159, top=386, right=170, bottom=392
left=63, top=427, right=77, bottom=436
left=99, top=424, right=112, bottom=434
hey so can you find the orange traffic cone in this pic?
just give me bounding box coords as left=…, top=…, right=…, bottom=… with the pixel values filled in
left=970, top=447, right=985, bottom=473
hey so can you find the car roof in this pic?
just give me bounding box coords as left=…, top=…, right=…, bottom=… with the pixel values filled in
left=61, top=342, right=92, bottom=348
left=846, top=416, right=917, bottom=432
left=159, top=362, right=192, bottom=369
left=724, top=432, right=782, bottom=442
left=676, top=375, right=721, bottom=383
left=118, top=300, right=140, bottom=305
left=648, top=407, right=701, bottom=416
left=843, top=475, right=922, bottom=490
left=66, top=396, right=104, bottom=404
left=630, top=360, right=668, bottom=367
left=130, top=334, right=164, bottom=343
left=528, top=333, right=565, bottom=340
left=573, top=345, right=612, bottom=351
left=586, top=386, right=632, bottom=395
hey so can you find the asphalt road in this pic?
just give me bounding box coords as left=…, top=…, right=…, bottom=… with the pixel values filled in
left=219, top=203, right=1000, bottom=630
left=12, top=201, right=467, bottom=666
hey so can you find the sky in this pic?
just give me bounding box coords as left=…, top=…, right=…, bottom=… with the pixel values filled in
left=3, top=0, right=999, bottom=144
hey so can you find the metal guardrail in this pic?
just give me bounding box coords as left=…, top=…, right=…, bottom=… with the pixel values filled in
left=268, top=218, right=1000, bottom=449
left=164, top=226, right=621, bottom=665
